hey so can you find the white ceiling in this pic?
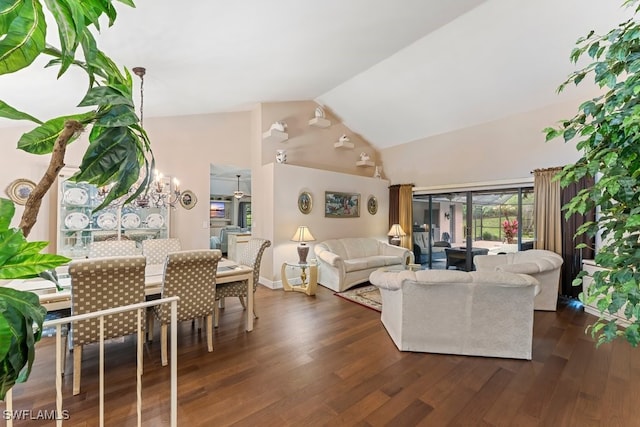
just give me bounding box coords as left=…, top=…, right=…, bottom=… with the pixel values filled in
left=0, top=0, right=633, bottom=150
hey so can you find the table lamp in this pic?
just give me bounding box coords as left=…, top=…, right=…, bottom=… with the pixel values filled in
left=291, top=226, right=316, bottom=264
left=387, top=223, right=406, bottom=245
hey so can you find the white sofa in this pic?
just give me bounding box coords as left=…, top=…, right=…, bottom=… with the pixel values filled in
left=473, top=249, right=563, bottom=311
left=314, top=238, right=413, bottom=292
left=369, top=269, right=540, bottom=360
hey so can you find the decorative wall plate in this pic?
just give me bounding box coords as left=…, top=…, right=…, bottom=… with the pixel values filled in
left=64, top=212, right=90, bottom=230
left=63, top=187, right=89, bottom=205
left=367, top=195, right=378, bottom=215
left=298, top=192, right=312, bottom=214
left=5, top=179, right=36, bottom=205
left=180, top=190, right=197, bottom=210
left=145, top=213, right=165, bottom=228
left=97, top=212, right=118, bottom=230
left=121, top=213, right=141, bottom=229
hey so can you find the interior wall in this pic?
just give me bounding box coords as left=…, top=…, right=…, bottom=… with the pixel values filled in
left=143, top=112, right=252, bottom=250
left=380, top=100, right=583, bottom=187
left=260, top=100, right=382, bottom=177
left=0, top=112, right=253, bottom=252
left=262, top=163, right=390, bottom=288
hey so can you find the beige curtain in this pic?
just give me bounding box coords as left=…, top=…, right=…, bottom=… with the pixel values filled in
left=399, top=184, right=413, bottom=250
left=389, top=184, right=414, bottom=251
left=533, top=167, right=562, bottom=254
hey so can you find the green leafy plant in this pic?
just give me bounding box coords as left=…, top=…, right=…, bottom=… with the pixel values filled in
left=0, top=0, right=153, bottom=238
left=545, top=0, right=640, bottom=346
left=0, top=0, right=149, bottom=399
left=0, top=198, right=70, bottom=399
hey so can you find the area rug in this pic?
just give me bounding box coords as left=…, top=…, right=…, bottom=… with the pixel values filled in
left=335, top=284, right=381, bottom=312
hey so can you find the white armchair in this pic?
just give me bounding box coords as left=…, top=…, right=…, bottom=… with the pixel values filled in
left=474, top=249, right=563, bottom=311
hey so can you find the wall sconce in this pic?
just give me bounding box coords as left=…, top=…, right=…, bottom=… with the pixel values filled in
left=444, top=212, right=450, bottom=220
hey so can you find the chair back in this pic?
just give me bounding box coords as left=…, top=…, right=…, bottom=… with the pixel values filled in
left=70, top=255, right=146, bottom=346
left=88, top=239, right=141, bottom=258
left=238, top=238, right=271, bottom=291
left=156, top=249, right=222, bottom=323
left=142, top=238, right=182, bottom=265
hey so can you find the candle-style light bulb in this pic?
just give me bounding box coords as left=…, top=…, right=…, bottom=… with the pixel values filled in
left=173, top=178, right=180, bottom=193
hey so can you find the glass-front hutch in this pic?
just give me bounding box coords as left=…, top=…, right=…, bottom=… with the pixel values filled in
left=57, top=167, right=170, bottom=258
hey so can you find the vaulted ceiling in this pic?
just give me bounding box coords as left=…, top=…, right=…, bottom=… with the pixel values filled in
left=0, top=0, right=633, bottom=150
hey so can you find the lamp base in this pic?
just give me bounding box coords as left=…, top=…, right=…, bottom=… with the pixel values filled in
left=297, top=244, right=309, bottom=264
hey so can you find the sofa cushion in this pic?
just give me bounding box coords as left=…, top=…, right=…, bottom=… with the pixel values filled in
left=344, top=258, right=371, bottom=272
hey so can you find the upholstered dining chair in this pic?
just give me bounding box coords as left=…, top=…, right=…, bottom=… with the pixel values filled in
left=151, top=249, right=221, bottom=366
left=69, top=255, right=146, bottom=395
left=142, top=238, right=182, bottom=265
left=214, top=238, right=271, bottom=327
left=88, top=239, right=141, bottom=258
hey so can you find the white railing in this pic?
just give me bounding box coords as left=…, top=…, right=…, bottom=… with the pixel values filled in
left=4, top=297, right=179, bottom=427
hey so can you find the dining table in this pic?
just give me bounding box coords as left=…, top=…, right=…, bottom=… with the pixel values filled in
left=1, top=258, right=256, bottom=332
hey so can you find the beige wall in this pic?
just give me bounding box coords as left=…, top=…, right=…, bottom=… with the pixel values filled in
left=260, top=101, right=382, bottom=177
left=263, top=163, right=390, bottom=288
left=380, top=100, right=583, bottom=187
left=0, top=112, right=253, bottom=252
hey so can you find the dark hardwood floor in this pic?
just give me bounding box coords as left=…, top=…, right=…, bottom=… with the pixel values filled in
left=3, top=285, right=638, bottom=426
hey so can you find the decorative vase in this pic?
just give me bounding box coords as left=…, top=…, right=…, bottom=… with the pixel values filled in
left=276, top=149, right=287, bottom=164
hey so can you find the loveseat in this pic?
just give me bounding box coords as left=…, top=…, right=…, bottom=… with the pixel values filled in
left=314, top=238, right=413, bottom=292
left=473, top=249, right=563, bottom=311
left=369, top=269, right=540, bottom=359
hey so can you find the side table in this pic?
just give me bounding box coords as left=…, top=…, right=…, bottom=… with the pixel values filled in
left=282, top=261, right=317, bottom=296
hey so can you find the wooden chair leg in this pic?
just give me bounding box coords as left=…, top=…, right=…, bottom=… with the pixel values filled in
left=147, top=311, right=154, bottom=342
left=214, top=303, right=220, bottom=328
left=253, top=294, right=258, bottom=319
left=161, top=324, right=168, bottom=367
left=60, top=334, right=68, bottom=375
left=73, top=345, right=82, bottom=396
left=206, top=314, right=213, bottom=352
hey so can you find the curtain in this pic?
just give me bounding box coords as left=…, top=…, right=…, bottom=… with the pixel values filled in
left=533, top=167, right=562, bottom=254
left=560, top=176, right=595, bottom=298
left=389, top=184, right=413, bottom=250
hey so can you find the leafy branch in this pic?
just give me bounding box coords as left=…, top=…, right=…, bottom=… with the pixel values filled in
left=544, top=0, right=640, bottom=346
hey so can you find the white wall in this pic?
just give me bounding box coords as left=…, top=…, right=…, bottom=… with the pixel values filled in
left=260, top=163, right=390, bottom=288
left=381, top=100, right=583, bottom=187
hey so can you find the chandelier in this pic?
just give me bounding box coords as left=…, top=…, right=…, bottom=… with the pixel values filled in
left=130, top=66, right=182, bottom=209
left=234, top=174, right=244, bottom=199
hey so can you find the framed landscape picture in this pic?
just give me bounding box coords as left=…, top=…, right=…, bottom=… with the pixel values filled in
left=325, top=191, right=360, bottom=218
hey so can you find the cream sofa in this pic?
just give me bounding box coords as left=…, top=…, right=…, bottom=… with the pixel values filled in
left=473, top=249, right=563, bottom=311
left=369, top=269, right=540, bottom=360
left=314, top=238, right=413, bottom=292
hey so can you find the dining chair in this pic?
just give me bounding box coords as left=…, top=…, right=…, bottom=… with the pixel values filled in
left=214, top=238, right=271, bottom=327
left=151, top=249, right=221, bottom=366
left=88, top=239, right=141, bottom=258
left=69, top=255, right=146, bottom=395
left=142, top=238, right=182, bottom=265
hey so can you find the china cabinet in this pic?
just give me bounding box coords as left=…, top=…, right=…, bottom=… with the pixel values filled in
left=57, top=167, right=170, bottom=258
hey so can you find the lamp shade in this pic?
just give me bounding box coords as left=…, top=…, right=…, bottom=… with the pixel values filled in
left=387, top=224, right=406, bottom=237
left=291, top=226, right=316, bottom=243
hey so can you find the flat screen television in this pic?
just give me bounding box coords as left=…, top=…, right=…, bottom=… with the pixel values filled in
left=210, top=201, right=226, bottom=218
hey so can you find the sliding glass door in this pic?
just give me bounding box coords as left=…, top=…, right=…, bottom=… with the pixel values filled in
left=412, top=187, right=534, bottom=270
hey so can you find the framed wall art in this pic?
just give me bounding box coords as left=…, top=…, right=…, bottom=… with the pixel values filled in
left=298, top=191, right=312, bottom=214
left=325, top=191, right=360, bottom=218
left=5, top=178, right=36, bottom=205
left=367, top=195, right=378, bottom=215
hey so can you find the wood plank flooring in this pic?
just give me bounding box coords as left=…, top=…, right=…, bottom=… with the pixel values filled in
left=2, top=286, right=638, bottom=426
